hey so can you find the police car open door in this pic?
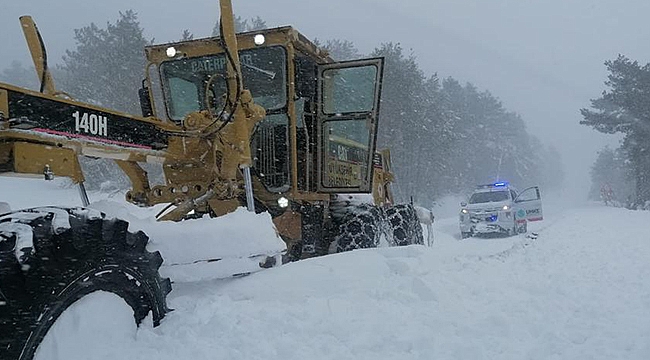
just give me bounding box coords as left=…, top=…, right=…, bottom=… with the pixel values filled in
left=316, top=57, right=384, bottom=193
left=514, top=186, right=543, bottom=223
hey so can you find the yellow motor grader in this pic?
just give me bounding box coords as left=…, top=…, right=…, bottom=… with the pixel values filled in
left=0, top=1, right=424, bottom=358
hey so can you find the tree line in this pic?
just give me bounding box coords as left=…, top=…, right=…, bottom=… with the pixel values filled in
left=0, top=11, right=563, bottom=205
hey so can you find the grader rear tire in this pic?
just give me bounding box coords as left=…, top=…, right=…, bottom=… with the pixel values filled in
left=331, top=204, right=383, bottom=253
left=0, top=207, right=171, bottom=360
left=384, top=204, right=424, bottom=246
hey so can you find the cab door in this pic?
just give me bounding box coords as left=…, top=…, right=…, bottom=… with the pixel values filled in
left=316, top=57, right=384, bottom=193
left=514, top=186, right=543, bottom=223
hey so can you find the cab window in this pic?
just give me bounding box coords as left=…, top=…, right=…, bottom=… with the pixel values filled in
left=323, top=120, right=371, bottom=188
left=167, top=77, right=200, bottom=119
left=322, top=65, right=378, bottom=114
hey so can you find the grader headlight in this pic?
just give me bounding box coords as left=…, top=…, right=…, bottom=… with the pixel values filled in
left=166, top=46, right=177, bottom=58
left=277, top=197, right=289, bottom=208
left=253, top=34, right=265, bottom=46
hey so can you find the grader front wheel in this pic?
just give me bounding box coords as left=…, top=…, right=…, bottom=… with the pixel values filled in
left=0, top=207, right=171, bottom=360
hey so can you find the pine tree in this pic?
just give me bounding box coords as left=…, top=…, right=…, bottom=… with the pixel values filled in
left=438, top=78, right=541, bottom=193
left=581, top=55, right=650, bottom=206
left=180, top=29, right=194, bottom=41
left=588, top=146, right=635, bottom=206
left=58, top=10, right=152, bottom=114
left=212, top=15, right=267, bottom=36
left=369, top=43, right=427, bottom=202
left=362, top=42, right=542, bottom=203
left=0, top=61, right=40, bottom=90
left=248, top=16, right=267, bottom=31
left=313, top=38, right=360, bottom=61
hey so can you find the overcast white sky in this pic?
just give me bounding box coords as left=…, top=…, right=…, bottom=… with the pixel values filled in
left=2, top=0, right=648, bottom=198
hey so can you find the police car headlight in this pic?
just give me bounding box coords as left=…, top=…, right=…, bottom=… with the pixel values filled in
left=277, top=197, right=289, bottom=208
left=461, top=208, right=468, bottom=214
left=502, top=205, right=509, bottom=210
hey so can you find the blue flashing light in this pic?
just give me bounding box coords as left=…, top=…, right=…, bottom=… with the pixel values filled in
left=489, top=215, right=498, bottom=222
left=476, top=181, right=511, bottom=189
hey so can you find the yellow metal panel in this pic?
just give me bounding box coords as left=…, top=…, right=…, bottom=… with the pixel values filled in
left=272, top=210, right=302, bottom=241
left=19, top=16, right=57, bottom=95
left=0, top=89, right=7, bottom=120
left=286, top=43, right=299, bottom=194
left=12, top=142, right=84, bottom=183
left=145, top=28, right=297, bottom=64
left=207, top=198, right=240, bottom=218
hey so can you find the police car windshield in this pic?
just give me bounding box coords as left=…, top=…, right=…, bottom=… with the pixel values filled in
left=160, top=46, right=286, bottom=121
left=469, top=191, right=509, bottom=204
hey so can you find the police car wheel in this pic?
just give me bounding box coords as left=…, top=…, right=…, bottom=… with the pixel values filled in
left=517, top=222, right=528, bottom=234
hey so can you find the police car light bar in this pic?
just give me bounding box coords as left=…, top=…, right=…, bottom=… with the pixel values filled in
left=476, top=181, right=510, bottom=189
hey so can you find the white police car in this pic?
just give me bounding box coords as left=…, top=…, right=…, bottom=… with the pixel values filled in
left=459, top=182, right=543, bottom=239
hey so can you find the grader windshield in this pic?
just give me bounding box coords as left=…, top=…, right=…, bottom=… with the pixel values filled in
left=160, top=46, right=286, bottom=121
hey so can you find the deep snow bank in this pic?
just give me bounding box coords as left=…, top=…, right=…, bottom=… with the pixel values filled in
left=4, top=177, right=650, bottom=359
left=0, top=177, right=286, bottom=282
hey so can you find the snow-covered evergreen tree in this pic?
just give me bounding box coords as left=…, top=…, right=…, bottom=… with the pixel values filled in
left=0, top=61, right=40, bottom=90
left=313, top=38, right=361, bottom=61
left=58, top=10, right=152, bottom=115
left=581, top=55, right=650, bottom=207
left=212, top=15, right=267, bottom=36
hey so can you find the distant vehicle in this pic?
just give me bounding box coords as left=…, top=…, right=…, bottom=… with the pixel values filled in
left=600, top=183, right=615, bottom=206
left=459, top=182, right=543, bottom=239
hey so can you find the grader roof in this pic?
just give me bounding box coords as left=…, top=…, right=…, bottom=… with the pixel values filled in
left=145, top=26, right=333, bottom=64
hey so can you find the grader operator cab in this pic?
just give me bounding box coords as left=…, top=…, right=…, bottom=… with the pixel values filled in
left=139, top=26, right=411, bottom=257
left=141, top=27, right=422, bottom=256
left=0, top=1, right=424, bottom=358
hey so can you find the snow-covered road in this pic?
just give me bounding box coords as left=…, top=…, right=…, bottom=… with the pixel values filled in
left=2, top=178, right=650, bottom=359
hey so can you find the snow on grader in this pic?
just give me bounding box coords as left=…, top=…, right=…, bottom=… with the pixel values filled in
left=0, top=1, right=426, bottom=358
